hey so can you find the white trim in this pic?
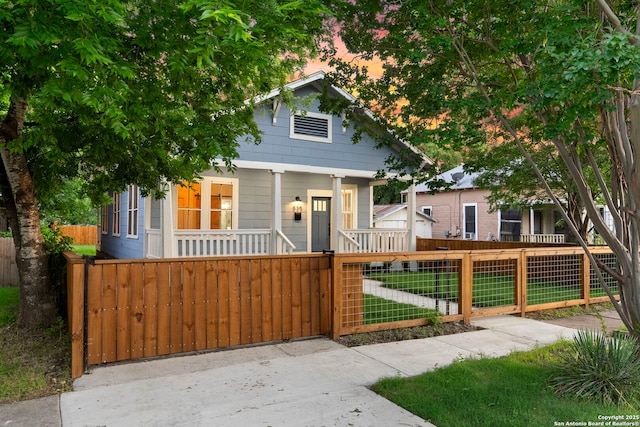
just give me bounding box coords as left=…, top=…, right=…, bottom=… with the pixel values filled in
left=174, top=177, right=239, bottom=231
left=463, top=202, right=478, bottom=240
left=341, top=184, right=358, bottom=230
left=126, top=185, right=139, bottom=239
left=306, top=189, right=332, bottom=253
left=421, top=205, right=433, bottom=217
left=112, top=193, right=121, bottom=237
left=289, top=110, right=332, bottom=143
left=101, top=205, right=108, bottom=235
left=219, top=159, right=387, bottom=179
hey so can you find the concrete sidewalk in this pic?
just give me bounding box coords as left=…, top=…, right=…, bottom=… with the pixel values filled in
left=1, top=315, right=583, bottom=427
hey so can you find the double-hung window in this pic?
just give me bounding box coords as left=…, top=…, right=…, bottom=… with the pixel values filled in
left=112, top=193, right=121, bottom=236
left=177, top=178, right=238, bottom=230
left=101, top=205, right=108, bottom=235
left=127, top=185, right=139, bottom=238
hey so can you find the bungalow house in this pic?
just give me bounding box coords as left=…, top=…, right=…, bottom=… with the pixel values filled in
left=372, top=204, right=435, bottom=238
left=404, top=164, right=568, bottom=243
left=98, top=71, right=432, bottom=259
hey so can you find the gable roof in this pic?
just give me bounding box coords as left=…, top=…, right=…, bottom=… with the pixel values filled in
left=254, top=71, right=433, bottom=171
left=373, top=204, right=436, bottom=223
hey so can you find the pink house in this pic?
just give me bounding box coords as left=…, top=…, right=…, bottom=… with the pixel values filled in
left=405, top=165, right=566, bottom=243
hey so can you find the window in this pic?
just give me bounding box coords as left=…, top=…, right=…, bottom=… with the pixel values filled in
left=177, top=178, right=238, bottom=230
left=499, top=209, right=521, bottom=241
left=101, top=205, right=108, bottom=235
left=290, top=111, right=332, bottom=143
left=127, top=185, right=139, bottom=238
left=112, top=193, right=121, bottom=236
left=421, top=206, right=432, bottom=217
left=177, top=182, right=202, bottom=229
left=210, top=183, right=233, bottom=230
left=342, top=189, right=354, bottom=229
left=463, top=203, right=477, bottom=240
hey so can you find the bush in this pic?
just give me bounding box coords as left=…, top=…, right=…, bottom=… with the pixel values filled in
left=42, top=225, right=73, bottom=321
left=550, top=329, right=640, bottom=406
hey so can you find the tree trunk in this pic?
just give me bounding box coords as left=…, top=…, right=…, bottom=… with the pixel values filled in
left=0, top=97, right=55, bottom=328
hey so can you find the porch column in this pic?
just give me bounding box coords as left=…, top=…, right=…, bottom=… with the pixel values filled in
left=407, top=182, right=417, bottom=251
left=271, top=170, right=283, bottom=254
left=332, top=174, right=344, bottom=252
left=162, top=183, right=174, bottom=258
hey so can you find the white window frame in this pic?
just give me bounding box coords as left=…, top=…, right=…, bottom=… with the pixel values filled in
left=463, top=203, right=478, bottom=240
left=175, top=177, right=239, bottom=230
left=112, top=193, right=121, bottom=237
left=341, top=185, right=357, bottom=229
left=127, top=185, right=139, bottom=238
left=421, top=206, right=432, bottom=217
left=289, top=111, right=332, bottom=143
left=101, top=205, right=108, bottom=235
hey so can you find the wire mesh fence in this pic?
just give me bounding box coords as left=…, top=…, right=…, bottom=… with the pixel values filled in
left=339, top=259, right=461, bottom=329
left=472, top=259, right=517, bottom=309
left=526, top=254, right=583, bottom=305
left=590, top=252, right=619, bottom=297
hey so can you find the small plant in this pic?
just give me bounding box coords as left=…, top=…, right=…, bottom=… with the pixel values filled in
left=550, top=329, right=640, bottom=406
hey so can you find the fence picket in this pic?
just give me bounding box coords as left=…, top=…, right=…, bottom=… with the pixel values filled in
left=143, top=262, right=158, bottom=357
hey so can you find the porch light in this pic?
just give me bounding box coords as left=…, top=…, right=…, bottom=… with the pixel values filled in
left=293, top=196, right=302, bottom=221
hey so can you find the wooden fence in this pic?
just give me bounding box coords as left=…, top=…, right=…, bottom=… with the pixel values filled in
left=0, top=237, right=19, bottom=287
left=58, top=225, right=98, bottom=245
left=65, top=246, right=618, bottom=379
left=417, top=237, right=573, bottom=251
left=65, top=253, right=331, bottom=379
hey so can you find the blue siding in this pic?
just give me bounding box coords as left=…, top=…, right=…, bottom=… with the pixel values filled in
left=238, top=86, right=398, bottom=172
left=100, top=189, right=145, bottom=259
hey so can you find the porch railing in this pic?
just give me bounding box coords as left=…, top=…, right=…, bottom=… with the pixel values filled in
left=146, top=228, right=409, bottom=257
left=175, top=229, right=271, bottom=257
left=340, top=229, right=409, bottom=253
left=275, top=230, right=296, bottom=254
left=145, top=229, right=162, bottom=258
left=521, top=234, right=565, bottom=244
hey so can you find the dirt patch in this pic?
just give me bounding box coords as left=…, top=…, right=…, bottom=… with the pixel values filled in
left=335, top=321, right=480, bottom=347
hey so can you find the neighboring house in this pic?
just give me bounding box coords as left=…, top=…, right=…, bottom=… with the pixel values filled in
left=99, top=71, right=432, bottom=259
left=373, top=204, right=435, bottom=238
left=404, top=164, right=566, bottom=243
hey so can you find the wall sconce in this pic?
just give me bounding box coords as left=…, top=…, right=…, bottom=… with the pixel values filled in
left=293, top=196, right=302, bottom=221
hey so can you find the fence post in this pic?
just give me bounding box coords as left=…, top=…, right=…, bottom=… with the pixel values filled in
left=330, top=253, right=342, bottom=339
left=519, top=250, right=527, bottom=318
left=65, top=251, right=86, bottom=379
left=582, top=249, right=591, bottom=308
left=461, top=252, right=473, bottom=324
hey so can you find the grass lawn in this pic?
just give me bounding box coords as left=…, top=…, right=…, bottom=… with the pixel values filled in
left=367, top=271, right=614, bottom=307
left=372, top=341, right=640, bottom=427
left=364, top=294, right=439, bottom=324
left=71, top=244, right=96, bottom=256
left=0, top=287, right=72, bottom=403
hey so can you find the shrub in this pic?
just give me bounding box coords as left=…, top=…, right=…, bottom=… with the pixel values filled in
left=550, top=329, right=640, bottom=406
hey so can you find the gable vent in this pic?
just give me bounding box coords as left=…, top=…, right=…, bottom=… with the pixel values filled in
left=290, top=111, right=332, bottom=143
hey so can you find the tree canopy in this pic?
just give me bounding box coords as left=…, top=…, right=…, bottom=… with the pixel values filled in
left=329, top=0, right=640, bottom=335
left=0, top=0, right=332, bottom=327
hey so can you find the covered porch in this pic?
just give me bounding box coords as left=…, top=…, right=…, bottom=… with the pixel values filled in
left=143, top=164, right=419, bottom=258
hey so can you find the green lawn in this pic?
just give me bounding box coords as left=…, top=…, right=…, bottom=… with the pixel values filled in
left=372, top=341, right=640, bottom=427
left=71, top=244, right=96, bottom=256
left=366, top=270, right=612, bottom=307
left=364, top=294, right=439, bottom=324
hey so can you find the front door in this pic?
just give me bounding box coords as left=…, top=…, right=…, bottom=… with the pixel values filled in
left=311, top=197, right=331, bottom=252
